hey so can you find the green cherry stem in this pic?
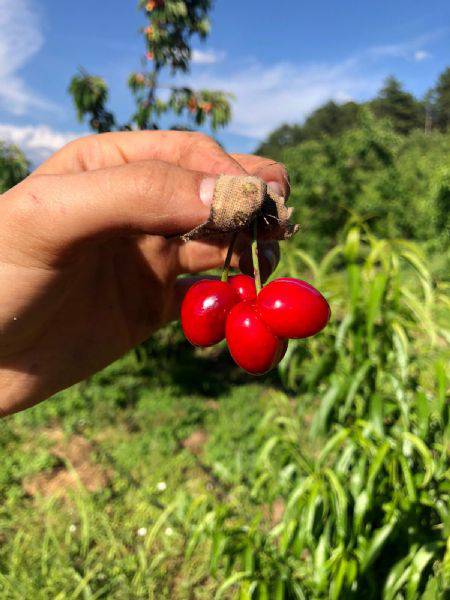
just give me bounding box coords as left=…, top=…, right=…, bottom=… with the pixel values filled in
left=221, top=232, right=238, bottom=282
left=252, top=220, right=262, bottom=294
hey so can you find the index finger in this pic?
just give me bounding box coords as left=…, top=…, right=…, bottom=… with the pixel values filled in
left=34, top=130, right=246, bottom=177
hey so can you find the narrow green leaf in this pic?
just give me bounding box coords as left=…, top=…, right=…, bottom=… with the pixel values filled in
left=318, top=428, right=350, bottom=467
left=366, top=272, right=388, bottom=340
left=324, top=468, right=348, bottom=541
left=311, top=379, right=342, bottom=436
left=402, top=432, right=435, bottom=487
left=369, top=393, right=384, bottom=436
left=405, top=543, right=439, bottom=600
left=344, top=226, right=361, bottom=262
left=215, top=572, right=250, bottom=599
left=329, top=557, right=348, bottom=600
left=360, top=514, right=399, bottom=573
left=415, top=392, right=431, bottom=438
left=399, top=455, right=417, bottom=502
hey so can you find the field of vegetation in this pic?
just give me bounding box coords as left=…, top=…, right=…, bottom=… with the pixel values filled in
left=1, top=113, right=449, bottom=598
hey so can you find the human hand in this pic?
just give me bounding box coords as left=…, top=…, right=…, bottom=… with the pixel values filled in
left=0, top=131, right=289, bottom=415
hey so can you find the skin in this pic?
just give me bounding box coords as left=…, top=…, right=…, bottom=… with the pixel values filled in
left=0, top=131, right=290, bottom=415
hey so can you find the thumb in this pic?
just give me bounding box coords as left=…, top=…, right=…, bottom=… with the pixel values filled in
left=12, top=159, right=217, bottom=250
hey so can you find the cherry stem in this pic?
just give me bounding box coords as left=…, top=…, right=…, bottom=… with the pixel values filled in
left=221, top=232, right=238, bottom=282
left=252, top=220, right=262, bottom=294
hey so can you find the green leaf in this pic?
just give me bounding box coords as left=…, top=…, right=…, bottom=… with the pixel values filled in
left=366, top=441, right=390, bottom=497
left=366, top=272, right=388, bottom=341
left=340, top=361, right=371, bottom=420
left=415, top=392, right=431, bottom=438
left=392, top=321, right=409, bottom=382
left=383, top=552, right=415, bottom=600
left=329, top=556, right=348, bottom=600
left=324, top=468, right=348, bottom=541
left=353, top=490, right=369, bottom=536
left=399, top=455, right=417, bottom=502
left=293, top=249, right=320, bottom=279
left=344, top=227, right=361, bottom=262
left=360, top=514, right=399, bottom=573
left=215, top=572, right=251, bottom=599
left=311, top=379, right=343, bottom=436
left=402, top=432, right=435, bottom=487
left=369, top=393, right=384, bottom=436
left=406, top=543, right=440, bottom=600
left=347, top=263, right=361, bottom=313
left=318, top=428, right=350, bottom=467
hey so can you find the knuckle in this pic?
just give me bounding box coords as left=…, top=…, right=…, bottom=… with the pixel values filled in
left=63, top=133, right=112, bottom=171
left=188, top=131, right=214, bottom=146
left=73, top=135, right=106, bottom=170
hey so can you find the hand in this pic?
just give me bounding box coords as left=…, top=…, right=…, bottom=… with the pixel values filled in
left=0, top=131, right=289, bottom=415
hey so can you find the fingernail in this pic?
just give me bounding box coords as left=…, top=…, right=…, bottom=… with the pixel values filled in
left=267, top=181, right=284, bottom=198
left=199, top=177, right=216, bottom=207
left=263, top=247, right=279, bottom=272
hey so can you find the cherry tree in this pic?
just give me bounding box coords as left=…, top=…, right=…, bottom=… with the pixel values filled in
left=69, top=0, right=232, bottom=133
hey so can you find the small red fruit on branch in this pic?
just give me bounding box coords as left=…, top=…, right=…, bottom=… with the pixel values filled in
left=180, top=217, right=331, bottom=375
left=187, top=96, right=198, bottom=113
left=146, top=0, right=163, bottom=11
left=181, top=280, right=239, bottom=347
left=257, top=278, right=330, bottom=339
left=226, top=302, right=287, bottom=375
left=228, top=274, right=257, bottom=302
left=201, top=102, right=213, bottom=114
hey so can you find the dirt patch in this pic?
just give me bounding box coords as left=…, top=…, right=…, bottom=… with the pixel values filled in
left=23, top=429, right=109, bottom=499
left=271, top=498, right=286, bottom=524
left=261, top=497, right=286, bottom=527
left=204, top=400, right=220, bottom=411
left=181, top=430, right=208, bottom=455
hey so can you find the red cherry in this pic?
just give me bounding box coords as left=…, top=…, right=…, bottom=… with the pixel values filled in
left=257, top=278, right=330, bottom=339
left=228, top=274, right=257, bottom=302
left=181, top=280, right=239, bottom=347
left=226, top=302, right=287, bottom=375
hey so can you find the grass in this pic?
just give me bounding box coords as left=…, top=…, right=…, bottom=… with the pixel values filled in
left=0, top=340, right=319, bottom=599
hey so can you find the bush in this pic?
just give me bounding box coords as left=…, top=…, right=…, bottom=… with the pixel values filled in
left=0, top=141, right=29, bottom=192
left=281, top=113, right=450, bottom=273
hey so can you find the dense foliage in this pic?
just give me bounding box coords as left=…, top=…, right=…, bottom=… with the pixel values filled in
left=271, top=113, right=450, bottom=276
left=68, top=0, right=232, bottom=133
left=257, top=69, right=450, bottom=158
left=0, top=142, right=29, bottom=193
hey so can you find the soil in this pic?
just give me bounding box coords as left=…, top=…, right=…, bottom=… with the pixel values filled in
left=23, top=428, right=110, bottom=498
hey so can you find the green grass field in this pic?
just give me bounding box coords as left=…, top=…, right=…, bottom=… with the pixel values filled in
left=0, top=344, right=317, bottom=599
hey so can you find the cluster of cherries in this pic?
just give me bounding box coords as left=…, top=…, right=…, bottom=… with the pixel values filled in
left=181, top=266, right=331, bottom=375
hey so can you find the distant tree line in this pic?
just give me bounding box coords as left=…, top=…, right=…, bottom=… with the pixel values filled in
left=257, top=68, right=450, bottom=158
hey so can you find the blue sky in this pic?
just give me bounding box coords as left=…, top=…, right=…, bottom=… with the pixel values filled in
left=0, top=0, right=449, bottom=163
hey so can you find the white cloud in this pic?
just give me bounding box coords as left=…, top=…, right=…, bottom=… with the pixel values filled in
left=184, top=59, right=382, bottom=139
left=182, top=30, right=446, bottom=141
left=368, top=30, right=443, bottom=62
left=0, top=0, right=57, bottom=115
left=0, top=123, right=79, bottom=163
left=191, top=49, right=225, bottom=65
left=414, top=50, right=431, bottom=62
